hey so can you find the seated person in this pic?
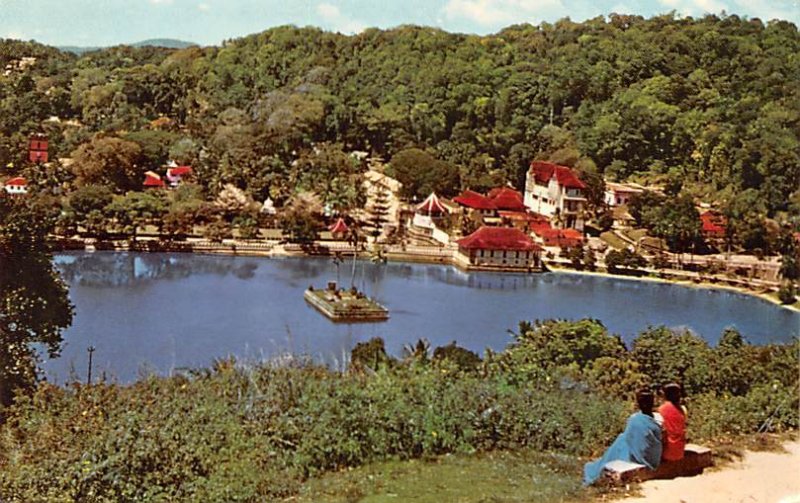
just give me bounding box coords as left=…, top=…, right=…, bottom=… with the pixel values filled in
left=583, top=388, right=662, bottom=485
left=658, top=383, right=687, bottom=462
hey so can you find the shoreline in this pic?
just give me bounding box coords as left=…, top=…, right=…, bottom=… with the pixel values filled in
left=547, top=265, right=800, bottom=313
left=52, top=237, right=799, bottom=314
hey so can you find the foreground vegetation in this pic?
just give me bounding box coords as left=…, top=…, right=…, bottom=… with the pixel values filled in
left=0, top=320, right=796, bottom=502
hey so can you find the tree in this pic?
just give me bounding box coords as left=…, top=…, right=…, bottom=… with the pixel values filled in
left=69, top=184, right=113, bottom=220
left=605, top=248, right=646, bottom=273
left=280, top=192, right=322, bottom=245
left=70, top=136, right=146, bottom=192
left=724, top=189, right=768, bottom=252
left=366, top=183, right=391, bottom=238
left=203, top=219, right=233, bottom=243
left=627, top=191, right=667, bottom=228
left=386, top=148, right=460, bottom=199
left=650, top=194, right=701, bottom=253
left=0, top=197, right=73, bottom=407
left=777, top=282, right=797, bottom=305
left=106, top=191, right=168, bottom=239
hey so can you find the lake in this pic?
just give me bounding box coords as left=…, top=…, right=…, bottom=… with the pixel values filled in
left=45, top=252, right=799, bottom=383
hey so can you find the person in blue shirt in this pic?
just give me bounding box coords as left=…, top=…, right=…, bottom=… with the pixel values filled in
left=583, top=388, right=663, bottom=485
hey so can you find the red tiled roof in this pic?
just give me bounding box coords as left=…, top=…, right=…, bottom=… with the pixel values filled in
left=328, top=217, right=349, bottom=234
left=532, top=227, right=584, bottom=247
left=5, top=177, right=26, bottom=186
left=457, top=226, right=541, bottom=251
left=529, top=161, right=586, bottom=189
left=489, top=187, right=526, bottom=211
left=143, top=172, right=165, bottom=187
left=453, top=189, right=497, bottom=210
left=168, top=166, right=193, bottom=176
left=498, top=210, right=548, bottom=222
left=417, top=192, right=447, bottom=214
left=700, top=211, right=726, bottom=236
left=529, top=221, right=553, bottom=233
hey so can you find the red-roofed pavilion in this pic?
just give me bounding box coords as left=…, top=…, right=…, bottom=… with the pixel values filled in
left=455, top=226, right=542, bottom=270
left=328, top=217, right=349, bottom=238
left=143, top=172, right=165, bottom=188
left=416, top=192, right=447, bottom=215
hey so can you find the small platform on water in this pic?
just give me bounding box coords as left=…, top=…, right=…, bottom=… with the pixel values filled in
left=304, top=282, right=389, bottom=322
left=603, top=444, right=713, bottom=484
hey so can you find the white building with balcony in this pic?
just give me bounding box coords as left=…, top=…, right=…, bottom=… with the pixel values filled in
left=524, top=161, right=586, bottom=230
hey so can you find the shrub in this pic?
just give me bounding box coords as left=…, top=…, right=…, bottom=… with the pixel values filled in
left=777, top=282, right=797, bottom=304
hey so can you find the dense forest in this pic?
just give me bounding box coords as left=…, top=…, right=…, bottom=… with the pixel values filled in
left=1, top=13, right=798, bottom=222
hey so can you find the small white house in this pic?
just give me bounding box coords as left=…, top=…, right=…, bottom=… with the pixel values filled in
left=604, top=181, right=644, bottom=207
left=3, top=177, right=28, bottom=195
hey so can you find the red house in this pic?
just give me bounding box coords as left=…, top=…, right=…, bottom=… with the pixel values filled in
left=532, top=227, right=585, bottom=249
left=453, top=189, right=497, bottom=215
left=143, top=171, right=166, bottom=188
left=28, top=134, right=48, bottom=164
left=166, top=166, right=193, bottom=187
left=700, top=211, right=726, bottom=239
left=488, top=187, right=526, bottom=212
left=455, top=226, right=542, bottom=270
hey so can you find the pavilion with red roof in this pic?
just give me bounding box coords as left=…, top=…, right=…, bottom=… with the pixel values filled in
left=455, top=226, right=542, bottom=270
left=2, top=176, right=28, bottom=195
left=416, top=192, right=448, bottom=215
left=328, top=217, right=349, bottom=238
left=143, top=171, right=165, bottom=188
left=166, top=166, right=193, bottom=187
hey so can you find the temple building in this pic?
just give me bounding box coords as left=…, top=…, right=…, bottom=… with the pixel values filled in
left=455, top=226, right=542, bottom=270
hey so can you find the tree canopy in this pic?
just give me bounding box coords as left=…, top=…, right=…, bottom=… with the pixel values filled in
left=0, top=14, right=798, bottom=224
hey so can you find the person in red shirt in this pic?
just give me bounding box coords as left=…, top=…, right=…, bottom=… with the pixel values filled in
left=658, top=383, right=687, bottom=461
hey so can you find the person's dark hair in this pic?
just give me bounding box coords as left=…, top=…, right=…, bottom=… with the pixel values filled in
left=663, top=383, right=682, bottom=407
left=636, top=388, right=655, bottom=415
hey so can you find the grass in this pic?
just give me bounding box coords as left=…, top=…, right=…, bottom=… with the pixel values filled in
left=298, top=450, right=595, bottom=503
left=600, top=231, right=628, bottom=251
left=621, top=228, right=649, bottom=242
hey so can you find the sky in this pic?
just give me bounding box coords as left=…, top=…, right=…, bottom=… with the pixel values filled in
left=0, top=0, right=797, bottom=47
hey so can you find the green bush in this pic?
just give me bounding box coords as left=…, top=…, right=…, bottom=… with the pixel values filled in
left=0, top=320, right=796, bottom=501
left=778, top=282, right=798, bottom=304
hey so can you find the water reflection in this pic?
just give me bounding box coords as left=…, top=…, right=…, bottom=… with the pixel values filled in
left=56, top=252, right=259, bottom=287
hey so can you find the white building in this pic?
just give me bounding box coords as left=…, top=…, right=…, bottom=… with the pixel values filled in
left=524, top=161, right=586, bottom=230
left=3, top=177, right=28, bottom=195
left=604, top=181, right=644, bottom=207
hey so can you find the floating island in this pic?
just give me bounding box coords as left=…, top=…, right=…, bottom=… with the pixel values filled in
left=304, top=282, right=389, bottom=322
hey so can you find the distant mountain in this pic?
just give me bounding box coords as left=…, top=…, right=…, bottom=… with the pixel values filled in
left=58, top=38, right=196, bottom=55
left=130, top=39, right=196, bottom=49
left=57, top=45, right=102, bottom=55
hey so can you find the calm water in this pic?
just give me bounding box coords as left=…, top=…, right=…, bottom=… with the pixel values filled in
left=45, top=252, right=799, bottom=383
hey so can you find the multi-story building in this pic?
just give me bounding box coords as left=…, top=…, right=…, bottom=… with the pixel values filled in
left=524, top=161, right=586, bottom=230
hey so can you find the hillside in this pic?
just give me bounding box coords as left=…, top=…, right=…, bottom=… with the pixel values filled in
left=1, top=14, right=798, bottom=221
